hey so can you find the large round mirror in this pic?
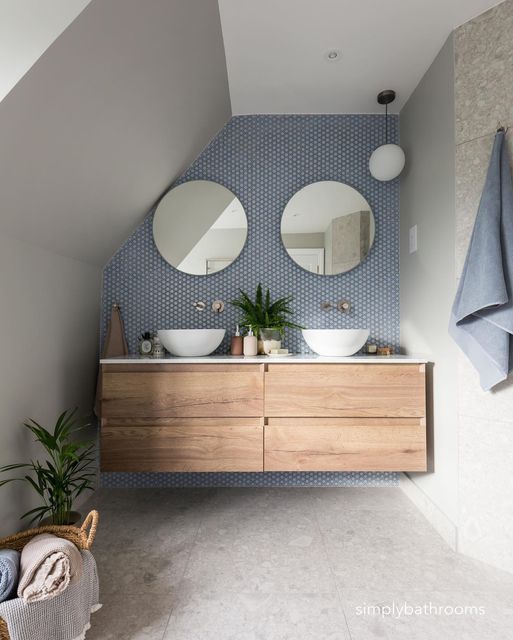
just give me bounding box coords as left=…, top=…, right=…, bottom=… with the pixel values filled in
left=281, top=181, right=375, bottom=275
left=153, top=180, right=247, bottom=275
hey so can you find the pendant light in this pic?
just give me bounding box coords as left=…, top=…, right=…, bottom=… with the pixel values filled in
left=369, top=89, right=405, bottom=181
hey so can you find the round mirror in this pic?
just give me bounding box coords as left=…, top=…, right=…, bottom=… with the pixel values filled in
left=281, top=181, right=375, bottom=275
left=153, top=180, right=248, bottom=275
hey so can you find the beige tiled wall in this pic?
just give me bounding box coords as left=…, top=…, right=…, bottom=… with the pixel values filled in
left=454, top=0, right=513, bottom=573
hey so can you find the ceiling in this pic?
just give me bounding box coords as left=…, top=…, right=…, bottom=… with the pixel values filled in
left=0, top=0, right=92, bottom=102
left=218, top=0, right=502, bottom=114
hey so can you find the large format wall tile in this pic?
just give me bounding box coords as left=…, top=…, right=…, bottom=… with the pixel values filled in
left=455, top=0, right=513, bottom=145
left=455, top=0, right=513, bottom=575
left=458, top=353, right=513, bottom=422
left=458, top=414, right=513, bottom=574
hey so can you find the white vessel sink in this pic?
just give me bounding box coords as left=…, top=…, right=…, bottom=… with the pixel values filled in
left=302, top=328, right=370, bottom=357
left=158, top=329, right=225, bottom=357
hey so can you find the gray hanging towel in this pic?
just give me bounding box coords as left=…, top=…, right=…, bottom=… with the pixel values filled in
left=449, top=130, right=513, bottom=391
left=93, top=304, right=129, bottom=417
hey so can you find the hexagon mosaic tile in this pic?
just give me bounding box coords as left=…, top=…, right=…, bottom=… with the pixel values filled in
left=102, top=471, right=398, bottom=488
left=101, top=114, right=400, bottom=488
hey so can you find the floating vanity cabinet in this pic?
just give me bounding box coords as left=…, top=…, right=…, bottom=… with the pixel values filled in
left=101, top=363, right=264, bottom=472
left=100, top=359, right=427, bottom=473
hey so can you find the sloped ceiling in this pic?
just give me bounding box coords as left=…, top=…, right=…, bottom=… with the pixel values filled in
left=0, top=0, right=92, bottom=102
left=218, top=0, right=503, bottom=114
left=0, top=0, right=231, bottom=266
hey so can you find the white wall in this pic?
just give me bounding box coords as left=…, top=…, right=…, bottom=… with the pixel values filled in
left=400, top=35, right=459, bottom=543
left=0, top=0, right=231, bottom=265
left=0, top=233, right=101, bottom=535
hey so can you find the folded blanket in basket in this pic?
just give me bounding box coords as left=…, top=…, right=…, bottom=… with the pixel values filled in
left=0, top=550, right=20, bottom=603
left=0, top=550, right=100, bottom=640
left=17, top=534, right=83, bottom=603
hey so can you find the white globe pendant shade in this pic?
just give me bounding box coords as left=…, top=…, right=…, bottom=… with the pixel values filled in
left=369, top=143, right=405, bottom=181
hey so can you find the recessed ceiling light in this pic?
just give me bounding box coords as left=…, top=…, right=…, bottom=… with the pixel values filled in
left=325, top=49, right=341, bottom=62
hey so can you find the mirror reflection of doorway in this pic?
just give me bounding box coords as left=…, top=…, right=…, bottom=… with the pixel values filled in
left=286, top=248, right=325, bottom=274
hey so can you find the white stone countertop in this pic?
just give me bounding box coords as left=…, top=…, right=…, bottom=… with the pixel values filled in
left=101, top=354, right=428, bottom=364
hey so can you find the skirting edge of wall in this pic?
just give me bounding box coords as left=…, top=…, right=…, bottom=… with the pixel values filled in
left=399, top=473, right=457, bottom=550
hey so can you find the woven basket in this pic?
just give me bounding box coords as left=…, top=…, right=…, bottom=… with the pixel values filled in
left=0, top=510, right=99, bottom=640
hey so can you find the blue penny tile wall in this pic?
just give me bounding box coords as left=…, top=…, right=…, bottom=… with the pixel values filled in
left=101, top=114, right=400, bottom=487
left=101, top=472, right=398, bottom=488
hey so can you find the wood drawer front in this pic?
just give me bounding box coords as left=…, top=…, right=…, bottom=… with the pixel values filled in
left=101, top=418, right=264, bottom=472
left=101, top=365, right=264, bottom=418
left=265, top=364, right=425, bottom=418
left=264, top=418, right=427, bottom=472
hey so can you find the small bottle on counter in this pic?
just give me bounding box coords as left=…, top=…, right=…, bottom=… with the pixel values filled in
left=243, top=326, right=258, bottom=357
left=139, top=332, right=154, bottom=357
left=230, top=324, right=244, bottom=356
left=152, top=333, right=165, bottom=358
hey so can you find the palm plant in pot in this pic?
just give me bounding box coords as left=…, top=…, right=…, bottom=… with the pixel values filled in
left=0, top=409, right=96, bottom=526
left=230, top=284, right=303, bottom=353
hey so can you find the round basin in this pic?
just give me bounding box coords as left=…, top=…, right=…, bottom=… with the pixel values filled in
left=157, top=329, right=226, bottom=357
left=301, top=329, right=370, bottom=357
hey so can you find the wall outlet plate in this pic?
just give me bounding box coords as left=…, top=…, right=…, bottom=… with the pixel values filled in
left=409, top=225, right=418, bottom=254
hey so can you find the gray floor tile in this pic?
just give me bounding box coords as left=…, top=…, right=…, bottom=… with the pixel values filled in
left=183, top=528, right=336, bottom=594
left=87, top=594, right=175, bottom=640
left=163, top=591, right=350, bottom=640
left=309, top=487, right=415, bottom=513
left=83, top=488, right=216, bottom=515
left=83, top=487, right=513, bottom=639
left=319, top=509, right=513, bottom=593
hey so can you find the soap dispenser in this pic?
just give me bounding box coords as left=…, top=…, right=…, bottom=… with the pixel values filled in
left=243, top=325, right=258, bottom=357
left=230, top=324, right=244, bottom=356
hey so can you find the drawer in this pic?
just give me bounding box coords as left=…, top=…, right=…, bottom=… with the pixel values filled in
left=101, top=364, right=264, bottom=418
left=101, top=417, right=264, bottom=472
left=264, top=364, right=425, bottom=418
left=264, top=418, right=427, bottom=472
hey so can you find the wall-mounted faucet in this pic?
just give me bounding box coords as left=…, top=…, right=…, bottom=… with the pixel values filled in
left=193, top=300, right=225, bottom=313
left=321, top=299, right=351, bottom=313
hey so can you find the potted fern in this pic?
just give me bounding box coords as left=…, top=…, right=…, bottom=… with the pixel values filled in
left=230, top=284, right=303, bottom=353
left=0, top=409, right=96, bottom=526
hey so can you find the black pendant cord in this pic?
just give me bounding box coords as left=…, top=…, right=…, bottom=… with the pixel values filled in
left=377, top=89, right=396, bottom=145
left=385, top=103, right=388, bottom=145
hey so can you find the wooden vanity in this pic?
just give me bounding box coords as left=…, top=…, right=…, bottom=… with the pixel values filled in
left=99, top=356, right=427, bottom=473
